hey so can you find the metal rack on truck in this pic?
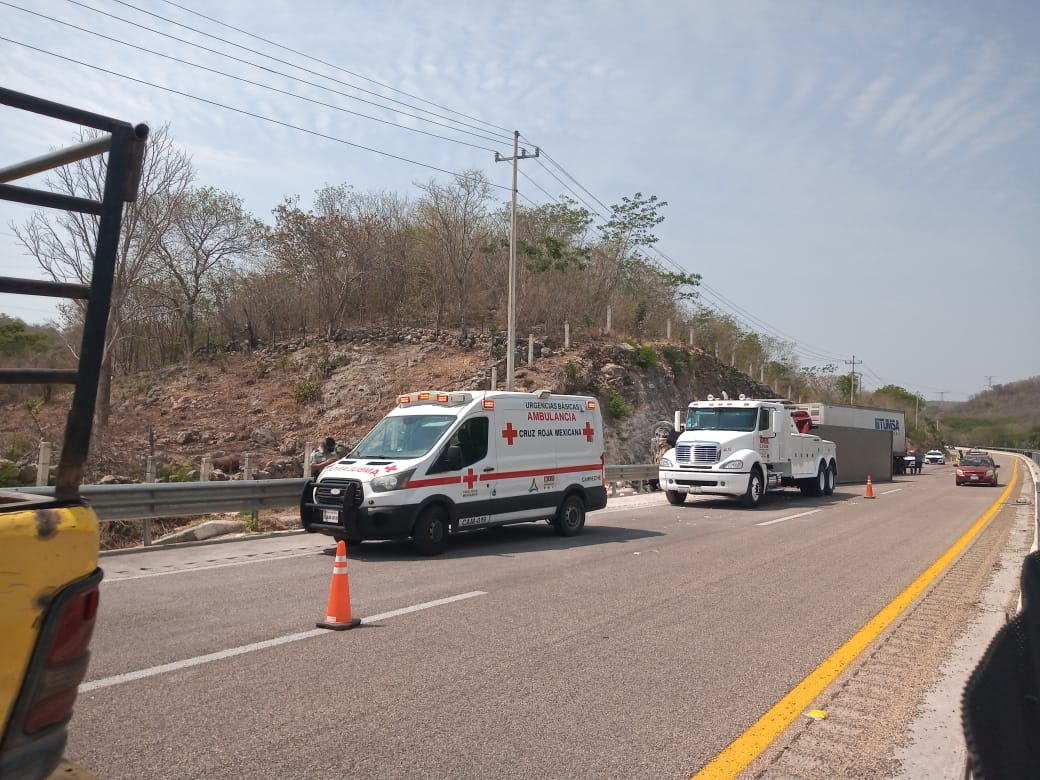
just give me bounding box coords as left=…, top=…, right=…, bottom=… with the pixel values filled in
left=0, top=87, right=147, bottom=780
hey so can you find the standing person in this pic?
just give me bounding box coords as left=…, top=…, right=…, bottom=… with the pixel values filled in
left=311, top=436, right=338, bottom=477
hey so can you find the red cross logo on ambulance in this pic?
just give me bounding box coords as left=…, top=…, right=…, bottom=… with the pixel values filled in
left=582, top=422, right=595, bottom=442
left=384, top=463, right=398, bottom=473
left=463, top=468, right=477, bottom=489
left=501, top=422, right=518, bottom=445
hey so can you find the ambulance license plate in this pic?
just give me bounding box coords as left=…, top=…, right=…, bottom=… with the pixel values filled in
left=322, top=509, right=340, bottom=524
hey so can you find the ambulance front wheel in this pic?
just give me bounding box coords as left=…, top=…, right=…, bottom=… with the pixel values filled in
left=412, top=505, right=449, bottom=556
left=554, top=495, right=586, bottom=537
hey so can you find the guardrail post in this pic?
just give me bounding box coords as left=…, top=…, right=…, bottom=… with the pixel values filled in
left=36, top=440, right=51, bottom=486
left=200, top=456, right=211, bottom=482
left=243, top=452, right=255, bottom=481
left=304, top=442, right=315, bottom=477
left=143, top=455, right=156, bottom=546
left=490, top=367, right=497, bottom=389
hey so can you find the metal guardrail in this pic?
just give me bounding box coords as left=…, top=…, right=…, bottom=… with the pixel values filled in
left=12, top=465, right=661, bottom=522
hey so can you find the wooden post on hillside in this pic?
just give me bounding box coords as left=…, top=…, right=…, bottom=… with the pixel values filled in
left=200, top=456, right=212, bottom=482
left=243, top=453, right=255, bottom=480
left=36, top=441, right=51, bottom=487
left=490, top=367, right=498, bottom=390
left=528, top=334, right=534, bottom=365
left=564, top=320, right=570, bottom=349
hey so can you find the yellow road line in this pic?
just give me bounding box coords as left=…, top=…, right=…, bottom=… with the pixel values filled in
left=692, top=461, right=1020, bottom=779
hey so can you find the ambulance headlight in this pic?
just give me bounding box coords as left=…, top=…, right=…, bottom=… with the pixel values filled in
left=721, top=459, right=744, bottom=470
left=659, top=456, right=673, bottom=468
left=371, top=469, right=414, bottom=492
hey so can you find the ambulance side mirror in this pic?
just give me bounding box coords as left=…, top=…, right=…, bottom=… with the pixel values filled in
left=429, top=445, right=463, bottom=474
left=445, top=445, right=463, bottom=471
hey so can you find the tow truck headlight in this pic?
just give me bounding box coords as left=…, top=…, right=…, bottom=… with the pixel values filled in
left=371, top=469, right=414, bottom=492
left=721, top=460, right=744, bottom=470
left=659, top=456, right=673, bottom=468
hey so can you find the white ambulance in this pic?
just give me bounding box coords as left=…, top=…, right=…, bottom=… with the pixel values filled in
left=300, top=390, right=607, bottom=555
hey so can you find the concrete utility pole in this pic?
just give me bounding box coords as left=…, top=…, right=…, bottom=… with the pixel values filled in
left=495, top=131, right=539, bottom=391
left=844, top=355, right=861, bottom=404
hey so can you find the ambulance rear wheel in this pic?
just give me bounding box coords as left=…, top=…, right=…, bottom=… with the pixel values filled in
left=412, top=506, right=448, bottom=556
left=665, top=490, right=687, bottom=506
left=554, top=495, right=586, bottom=537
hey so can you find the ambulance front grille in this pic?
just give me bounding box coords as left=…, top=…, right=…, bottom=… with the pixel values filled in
left=315, top=479, right=364, bottom=508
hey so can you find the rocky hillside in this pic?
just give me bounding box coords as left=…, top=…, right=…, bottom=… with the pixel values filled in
left=2, top=327, right=774, bottom=483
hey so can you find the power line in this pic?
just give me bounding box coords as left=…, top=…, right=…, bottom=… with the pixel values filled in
left=0, top=35, right=513, bottom=188
left=12, top=1, right=511, bottom=149
left=83, top=0, right=516, bottom=143
left=150, top=0, right=514, bottom=136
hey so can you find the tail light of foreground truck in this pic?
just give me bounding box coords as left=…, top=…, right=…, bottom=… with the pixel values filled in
left=0, top=504, right=102, bottom=778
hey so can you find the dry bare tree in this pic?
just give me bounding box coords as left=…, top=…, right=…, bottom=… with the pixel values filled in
left=13, top=124, right=194, bottom=427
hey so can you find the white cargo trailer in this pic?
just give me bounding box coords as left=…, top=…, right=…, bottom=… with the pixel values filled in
left=794, top=402, right=907, bottom=475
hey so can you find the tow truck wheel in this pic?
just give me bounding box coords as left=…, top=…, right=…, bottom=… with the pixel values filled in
left=554, top=495, right=586, bottom=537
left=740, top=468, right=764, bottom=508
left=412, top=506, right=449, bottom=556
left=665, top=490, right=687, bottom=506
left=800, top=464, right=827, bottom=497
left=824, top=464, right=836, bottom=496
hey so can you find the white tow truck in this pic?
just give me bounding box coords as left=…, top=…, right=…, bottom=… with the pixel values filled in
left=657, top=394, right=838, bottom=508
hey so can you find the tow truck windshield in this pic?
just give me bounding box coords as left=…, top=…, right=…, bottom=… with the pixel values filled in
left=685, top=407, right=759, bottom=432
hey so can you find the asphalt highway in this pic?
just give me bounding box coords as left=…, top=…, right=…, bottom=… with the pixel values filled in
left=66, top=452, right=1035, bottom=779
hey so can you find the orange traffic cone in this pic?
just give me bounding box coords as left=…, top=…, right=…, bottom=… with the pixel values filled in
left=864, top=475, right=875, bottom=499
left=317, top=540, right=361, bottom=630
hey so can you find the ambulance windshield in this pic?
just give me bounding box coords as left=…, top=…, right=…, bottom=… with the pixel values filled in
left=685, top=407, right=758, bottom=432
left=352, top=414, right=456, bottom=459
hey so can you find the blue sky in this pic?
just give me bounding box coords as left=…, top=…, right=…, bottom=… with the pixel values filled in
left=2, top=1, right=1038, bottom=401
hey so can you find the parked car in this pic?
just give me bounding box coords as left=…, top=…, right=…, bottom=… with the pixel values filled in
left=925, top=449, right=945, bottom=464
left=955, top=455, right=999, bottom=486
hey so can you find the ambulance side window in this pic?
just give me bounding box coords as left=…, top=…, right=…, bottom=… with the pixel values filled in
left=428, top=417, right=489, bottom=474
left=459, top=417, right=488, bottom=466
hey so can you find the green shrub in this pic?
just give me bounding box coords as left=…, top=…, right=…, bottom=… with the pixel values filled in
left=662, top=345, right=686, bottom=375
left=565, top=361, right=578, bottom=383
left=492, top=343, right=505, bottom=361
left=608, top=392, right=632, bottom=419
left=4, top=435, right=33, bottom=461
left=637, top=346, right=657, bottom=369
left=0, top=461, right=22, bottom=487
left=254, top=359, right=270, bottom=380
left=293, top=381, right=322, bottom=405
left=158, top=461, right=195, bottom=483
left=241, top=511, right=260, bottom=533
left=315, top=355, right=338, bottom=379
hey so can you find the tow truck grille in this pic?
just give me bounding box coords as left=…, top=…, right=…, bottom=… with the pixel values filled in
left=676, top=442, right=719, bottom=464
left=315, top=479, right=364, bottom=508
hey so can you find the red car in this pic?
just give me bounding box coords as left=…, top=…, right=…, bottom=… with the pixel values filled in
left=956, top=455, right=999, bottom=486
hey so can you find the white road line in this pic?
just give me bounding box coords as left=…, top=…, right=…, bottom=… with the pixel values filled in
left=881, top=488, right=904, bottom=495
left=80, top=590, right=487, bottom=692
left=103, top=550, right=318, bottom=582
left=756, top=509, right=822, bottom=527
